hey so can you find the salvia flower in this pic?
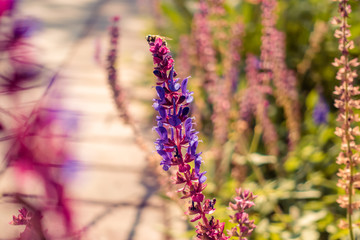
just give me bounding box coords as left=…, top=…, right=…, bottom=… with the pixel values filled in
left=313, top=94, right=329, bottom=125
left=150, top=38, right=204, bottom=178
left=227, top=188, right=257, bottom=239
left=332, top=0, right=360, bottom=237
left=148, top=37, right=230, bottom=239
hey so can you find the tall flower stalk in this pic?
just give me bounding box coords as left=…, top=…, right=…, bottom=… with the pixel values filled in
left=332, top=0, right=360, bottom=238
left=147, top=37, right=256, bottom=239
left=106, top=16, right=153, bottom=154
left=192, top=1, right=217, bottom=100
left=212, top=22, right=244, bottom=190
left=260, top=0, right=300, bottom=152
left=148, top=37, right=226, bottom=239
left=106, top=16, right=131, bottom=123
left=239, top=54, right=277, bottom=156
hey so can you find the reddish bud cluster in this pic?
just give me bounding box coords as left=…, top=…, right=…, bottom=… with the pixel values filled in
left=227, top=189, right=257, bottom=239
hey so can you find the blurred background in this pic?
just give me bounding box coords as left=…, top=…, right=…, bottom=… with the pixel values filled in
left=0, top=0, right=360, bottom=239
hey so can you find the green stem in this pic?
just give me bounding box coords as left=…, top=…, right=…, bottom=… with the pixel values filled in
left=239, top=123, right=288, bottom=226
left=249, top=125, right=262, bottom=154
left=247, top=125, right=266, bottom=185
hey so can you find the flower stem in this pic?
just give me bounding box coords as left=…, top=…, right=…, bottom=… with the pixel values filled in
left=249, top=125, right=262, bottom=154
left=239, top=123, right=289, bottom=227
left=340, top=1, right=354, bottom=238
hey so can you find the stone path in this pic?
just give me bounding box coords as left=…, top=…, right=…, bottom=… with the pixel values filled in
left=0, top=0, right=187, bottom=239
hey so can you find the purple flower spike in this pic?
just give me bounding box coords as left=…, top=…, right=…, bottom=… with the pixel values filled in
left=148, top=37, right=229, bottom=239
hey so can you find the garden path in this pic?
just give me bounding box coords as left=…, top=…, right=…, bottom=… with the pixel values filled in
left=0, top=0, right=187, bottom=239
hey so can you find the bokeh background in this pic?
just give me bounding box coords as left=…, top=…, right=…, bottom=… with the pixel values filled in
left=0, top=0, right=360, bottom=239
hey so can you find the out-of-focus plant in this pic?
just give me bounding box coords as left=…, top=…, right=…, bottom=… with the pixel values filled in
left=6, top=106, right=78, bottom=240
left=0, top=1, right=78, bottom=239
left=260, top=0, right=300, bottom=152
left=313, top=92, right=329, bottom=125
left=0, top=0, right=41, bottom=94
left=106, top=16, right=130, bottom=123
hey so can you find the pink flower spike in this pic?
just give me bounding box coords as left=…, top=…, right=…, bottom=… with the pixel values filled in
left=228, top=188, right=256, bottom=239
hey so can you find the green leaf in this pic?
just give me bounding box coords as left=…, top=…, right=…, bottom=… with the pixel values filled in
left=284, top=156, right=301, bottom=172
